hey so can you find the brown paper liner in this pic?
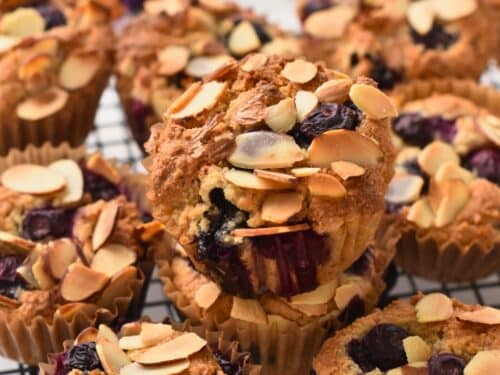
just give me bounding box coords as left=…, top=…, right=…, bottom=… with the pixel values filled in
left=0, top=143, right=157, bottom=365
left=382, top=79, right=500, bottom=282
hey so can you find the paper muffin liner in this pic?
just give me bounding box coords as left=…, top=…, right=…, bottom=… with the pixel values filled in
left=383, top=79, right=500, bottom=282
left=0, top=143, right=156, bottom=365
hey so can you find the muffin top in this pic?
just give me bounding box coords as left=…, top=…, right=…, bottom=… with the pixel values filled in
left=313, top=293, right=500, bottom=374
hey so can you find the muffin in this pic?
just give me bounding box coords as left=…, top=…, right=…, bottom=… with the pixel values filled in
left=115, top=0, right=302, bottom=150
left=313, top=293, right=500, bottom=374
left=297, top=0, right=496, bottom=89
left=379, top=79, right=500, bottom=282
left=39, top=321, right=258, bottom=374
left=0, top=0, right=122, bottom=155
left=145, top=54, right=396, bottom=298
left=156, top=242, right=394, bottom=374
left=0, top=143, right=160, bottom=365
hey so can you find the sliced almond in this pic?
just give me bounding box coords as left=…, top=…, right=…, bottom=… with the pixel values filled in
left=295, top=91, right=318, bottom=122
left=457, top=307, right=500, bottom=325
left=415, top=293, right=453, bottom=323
left=464, top=350, right=500, bottom=375
left=96, top=337, right=131, bottom=375
left=91, top=244, right=137, bottom=277
left=434, top=179, right=469, bottom=227
left=17, top=54, right=52, bottom=81
left=308, top=129, right=383, bottom=167
left=431, top=0, right=477, bottom=21
left=228, top=20, right=261, bottom=56
left=198, top=0, right=237, bottom=13
left=44, top=239, right=78, bottom=280
left=407, top=0, right=435, bottom=35
left=119, top=335, right=144, bottom=351
left=349, top=83, right=397, bottom=119
left=97, top=324, right=120, bottom=345
left=144, top=0, right=188, bottom=15
left=403, top=336, right=432, bottom=363
left=185, top=55, right=233, bottom=77
left=194, top=282, right=221, bottom=309
left=334, top=283, right=364, bottom=310
left=74, top=327, right=99, bottom=345
left=261, top=192, right=304, bottom=224
left=86, top=154, right=122, bottom=185
left=59, top=52, right=100, bottom=90
left=417, top=141, right=460, bottom=176
left=16, top=86, right=69, bottom=121
left=136, top=333, right=207, bottom=365
left=386, top=175, right=424, bottom=204
left=241, top=53, right=268, bottom=72
left=228, top=131, right=306, bottom=169
left=304, top=5, right=357, bottom=39
left=264, top=98, right=297, bottom=133
left=314, top=79, right=352, bottom=103
left=170, top=81, right=226, bottom=120
left=231, top=297, right=268, bottom=324
left=1, top=164, right=66, bottom=195
left=290, top=280, right=338, bottom=305
left=308, top=173, right=347, bottom=199
left=157, top=45, right=190, bottom=76
left=48, top=159, right=84, bottom=204
left=0, top=8, right=46, bottom=37
left=407, top=198, right=435, bottom=228
left=140, top=323, right=174, bottom=347
left=92, top=201, right=120, bottom=251
left=0, top=35, right=19, bottom=54
left=0, top=231, right=35, bottom=256
left=291, top=303, right=328, bottom=317
left=231, top=223, right=310, bottom=237
left=435, top=161, right=475, bottom=185
left=254, top=169, right=298, bottom=185
left=281, top=59, right=318, bottom=84
left=136, top=221, right=165, bottom=242
left=476, top=114, right=500, bottom=147
left=61, top=263, right=109, bottom=302
left=224, top=169, right=293, bottom=190
left=331, top=161, right=366, bottom=180
left=32, top=255, right=56, bottom=290
left=120, top=360, right=190, bottom=375
left=31, top=37, right=59, bottom=56
left=291, top=167, right=321, bottom=177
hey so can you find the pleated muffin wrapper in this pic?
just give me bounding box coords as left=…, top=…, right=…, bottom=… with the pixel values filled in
left=379, top=79, right=500, bottom=282
left=0, top=142, right=157, bottom=365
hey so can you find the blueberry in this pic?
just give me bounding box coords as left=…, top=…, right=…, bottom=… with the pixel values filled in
left=347, top=247, right=374, bottom=276
left=347, top=339, right=376, bottom=372
left=63, top=342, right=102, bottom=372
left=21, top=207, right=75, bottom=241
left=299, top=0, right=331, bottom=21
left=362, top=324, right=410, bottom=370
left=129, top=98, right=154, bottom=148
left=0, top=256, right=21, bottom=283
left=122, top=0, right=144, bottom=12
left=82, top=168, right=120, bottom=201
left=392, top=113, right=434, bottom=147
left=368, top=55, right=403, bottom=90
left=411, top=23, right=458, bottom=50
left=428, top=353, right=465, bottom=375
left=427, top=116, right=457, bottom=143
left=36, top=4, right=66, bottom=29
left=251, top=22, right=271, bottom=44
left=338, top=295, right=365, bottom=324
left=464, top=147, right=500, bottom=184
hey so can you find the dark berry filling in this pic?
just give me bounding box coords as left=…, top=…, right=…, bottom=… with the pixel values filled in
left=82, top=167, right=120, bottom=201
left=338, top=295, right=365, bottom=324
left=36, top=4, right=66, bottom=29
left=211, top=346, right=250, bottom=375
left=122, top=0, right=144, bottom=12
left=464, top=147, right=500, bottom=184
left=129, top=98, right=154, bottom=149
left=0, top=255, right=23, bottom=300
left=21, top=207, right=75, bottom=242
left=392, top=113, right=457, bottom=147
left=411, top=23, right=458, bottom=50
left=428, top=353, right=466, bottom=375
left=367, top=55, right=403, bottom=90
left=347, top=338, right=375, bottom=372
left=299, top=0, right=331, bottom=21
left=347, top=247, right=374, bottom=276
left=57, top=342, right=103, bottom=374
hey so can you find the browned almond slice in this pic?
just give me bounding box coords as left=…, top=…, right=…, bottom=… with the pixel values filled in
left=291, top=167, right=320, bottom=177
left=59, top=52, right=100, bottom=90
left=464, top=350, right=500, bottom=375
left=17, top=54, right=52, bottom=80
left=119, top=335, right=144, bottom=351
left=75, top=327, right=99, bottom=345
left=407, top=0, right=435, bottom=34
left=331, top=161, right=366, bottom=180
left=198, top=0, right=237, bottom=12
left=31, top=37, right=59, bottom=56
left=96, top=337, right=131, bottom=375
left=304, top=5, right=357, bottom=39
left=407, top=198, right=435, bottom=228
left=86, top=153, right=122, bottom=185
left=402, top=336, right=432, bottom=363
left=308, top=173, right=347, bottom=199
left=170, top=81, right=226, bottom=120
left=261, top=192, right=304, bottom=224
left=194, top=282, right=221, bottom=309
left=349, top=83, right=397, bottom=119
left=92, top=201, right=120, bottom=251
left=61, top=263, right=109, bottom=302
left=241, top=53, right=268, bottom=72
left=48, top=159, right=84, bottom=204
left=1, top=164, right=66, bottom=195
left=16, top=86, right=68, bottom=121
left=308, top=129, right=383, bottom=168
left=290, top=280, right=338, bottom=305
left=16, top=253, right=39, bottom=288
left=140, top=323, right=174, bottom=347
left=431, top=0, right=477, bottom=21
left=435, top=161, right=475, bottom=185
left=476, top=114, right=500, bottom=147
left=91, top=244, right=137, bottom=277
left=254, top=169, right=298, bottom=184
left=417, top=141, right=460, bottom=176
left=136, top=333, right=207, bottom=364
left=231, top=223, right=310, bottom=237
left=386, top=175, right=424, bottom=204
left=415, top=293, right=453, bottom=323
left=224, top=169, right=293, bottom=190
left=457, top=307, right=500, bottom=325
left=264, top=98, right=297, bottom=133
left=185, top=55, right=233, bottom=78
left=314, top=79, right=352, bottom=103
left=334, top=283, right=364, bottom=310
left=295, top=91, right=318, bottom=122
left=144, top=0, right=187, bottom=15
left=281, top=59, right=318, bottom=84
left=228, top=131, right=306, bottom=169
left=44, top=239, right=77, bottom=280
left=157, top=46, right=190, bottom=76
left=290, top=303, right=328, bottom=317
left=0, top=8, right=46, bottom=37
left=121, top=360, right=190, bottom=375
left=434, top=179, right=469, bottom=227
left=0, top=230, right=35, bottom=256
left=228, top=20, right=261, bottom=56
left=0, top=294, right=20, bottom=309
left=136, top=221, right=164, bottom=242
left=98, top=324, right=120, bottom=345
left=231, top=297, right=268, bottom=324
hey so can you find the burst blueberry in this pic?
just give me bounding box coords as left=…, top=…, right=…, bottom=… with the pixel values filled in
left=21, top=207, right=75, bottom=241
left=464, top=147, right=500, bottom=184
left=36, top=4, right=66, bottom=29
left=63, top=342, right=103, bottom=372
left=428, top=353, right=465, bottom=375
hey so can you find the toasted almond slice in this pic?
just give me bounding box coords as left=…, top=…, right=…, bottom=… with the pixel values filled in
left=97, top=324, right=120, bottom=345
left=140, top=323, right=174, bottom=347
left=0, top=8, right=46, bottom=37
left=290, top=280, right=338, bottom=305
left=96, top=337, right=131, bottom=375
left=291, top=167, right=320, bottom=177
left=198, top=0, right=237, bottom=13
left=121, top=360, right=190, bottom=375
left=254, top=170, right=298, bottom=185
left=0, top=230, right=35, bottom=256
left=31, top=37, right=59, bottom=56
left=435, top=162, right=475, bottom=185
left=86, top=153, right=122, bottom=185
left=386, top=174, right=424, bottom=204
left=224, top=169, right=293, bottom=190
left=407, top=0, right=435, bottom=34
left=431, top=0, right=477, bottom=21
left=476, top=114, right=500, bottom=147
left=457, top=307, right=500, bottom=325
left=264, top=98, right=297, bottom=133
left=349, top=83, right=397, bottom=119
left=91, top=244, right=137, bottom=277
left=1, top=164, right=66, bottom=195
left=334, top=283, right=364, bottom=310
left=304, top=5, right=357, bottom=39
left=228, top=131, right=306, bottom=169
left=185, top=55, right=233, bottom=77
left=295, top=91, right=318, bottom=122
left=136, top=221, right=164, bottom=242
left=291, top=303, right=328, bottom=317
left=308, top=173, right=347, bottom=199
left=59, top=52, right=100, bottom=90
left=415, top=293, right=453, bottom=323
left=231, top=297, right=268, bottom=324
left=48, top=159, right=84, bottom=204
left=119, top=335, right=144, bottom=351
left=194, top=282, right=221, bottom=309
left=17, top=54, right=52, bottom=80
left=144, top=0, right=187, bottom=15
left=157, top=46, right=190, bottom=76
left=170, top=81, right=226, bottom=120
left=32, top=255, right=56, bottom=290
left=17, top=86, right=68, bottom=121
left=61, top=263, right=109, bottom=302
left=331, top=161, right=366, bottom=180
left=231, top=223, right=310, bottom=237
left=44, top=239, right=77, bottom=280
left=261, top=192, right=304, bottom=224
left=241, top=53, right=268, bottom=72
left=74, top=327, right=99, bottom=345
left=314, top=79, right=352, bottom=103
left=228, top=20, right=261, bottom=56
left=92, top=201, right=120, bottom=251
left=308, top=129, right=383, bottom=168
left=136, top=333, right=207, bottom=365
left=281, top=59, right=318, bottom=84
left=417, top=141, right=460, bottom=176
left=434, top=179, right=469, bottom=227
left=463, top=350, right=500, bottom=375
left=407, top=198, right=435, bottom=228
left=403, top=336, right=432, bottom=363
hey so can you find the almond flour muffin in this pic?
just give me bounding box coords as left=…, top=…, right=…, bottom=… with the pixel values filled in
left=116, top=0, right=302, bottom=150
left=297, top=0, right=496, bottom=89
left=379, top=80, right=500, bottom=282
left=0, top=0, right=122, bottom=154
left=313, top=293, right=500, bottom=374
left=145, top=54, right=396, bottom=298
left=0, top=144, right=161, bottom=365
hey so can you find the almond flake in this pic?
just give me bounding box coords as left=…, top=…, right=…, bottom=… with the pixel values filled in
left=136, top=333, right=207, bottom=364
left=96, top=337, right=131, bottom=375
left=308, top=129, right=383, bottom=168
left=261, top=192, right=304, bottom=224
left=463, top=350, right=500, bottom=375
left=228, top=20, right=261, bottom=56
left=417, top=141, right=460, bottom=176
left=349, top=83, right=397, bottom=119
left=16, top=86, right=68, bottom=121
left=407, top=0, right=435, bottom=35
left=290, top=280, right=338, bottom=305
left=403, top=336, right=432, bottom=363
left=334, top=283, right=364, bottom=310
left=98, top=324, right=120, bottom=345
left=119, top=335, right=144, bottom=351
left=291, top=167, right=320, bottom=177
left=264, top=98, right=297, bottom=133
left=140, top=323, right=174, bottom=347
left=240, top=53, right=268, bottom=72
left=157, top=46, right=190, bottom=76
left=74, top=327, right=99, bottom=345
left=121, top=360, right=190, bottom=375
left=254, top=170, right=298, bottom=186
left=194, top=281, right=221, bottom=309
left=61, top=263, right=109, bottom=302
left=48, top=159, right=84, bottom=204
left=17, top=54, right=52, bottom=81
left=457, top=307, right=500, bottom=325
left=170, top=81, right=226, bottom=120
left=1, top=164, right=66, bottom=195
left=198, top=0, right=237, bottom=13
left=0, top=231, right=35, bottom=256
left=185, top=55, right=233, bottom=78
left=295, top=91, right=318, bottom=122
left=86, top=154, right=122, bottom=185
left=136, top=221, right=164, bottom=242
left=431, top=0, right=477, bottom=21
left=231, top=297, right=268, bottom=324
left=476, top=114, right=500, bottom=147
left=415, top=293, right=453, bottom=323
left=44, top=239, right=77, bottom=280
left=144, top=0, right=187, bottom=15
left=32, top=255, right=55, bottom=290
left=386, top=174, right=424, bottom=204
left=224, top=169, right=294, bottom=190
left=434, top=179, right=469, bottom=227
left=407, top=198, right=435, bottom=228
left=434, top=162, right=475, bottom=185
left=91, top=244, right=137, bottom=277
left=92, top=201, right=120, bottom=251
left=314, top=79, right=352, bottom=103
left=281, top=59, right=318, bottom=84
left=308, top=173, right=347, bottom=199
left=291, top=303, right=328, bottom=317
left=304, top=5, right=357, bottom=39
left=59, top=52, right=100, bottom=90
left=231, top=223, right=310, bottom=237
left=0, top=35, right=19, bottom=54
left=331, top=161, right=366, bottom=180
left=0, top=8, right=45, bottom=37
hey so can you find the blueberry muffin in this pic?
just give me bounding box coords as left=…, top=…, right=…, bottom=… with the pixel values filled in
left=116, top=0, right=302, bottom=150
left=313, top=293, right=500, bottom=374
left=297, top=0, right=496, bottom=89
left=40, top=321, right=256, bottom=375
left=145, top=54, right=396, bottom=298
left=0, top=144, right=161, bottom=365
left=379, top=79, right=500, bottom=282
